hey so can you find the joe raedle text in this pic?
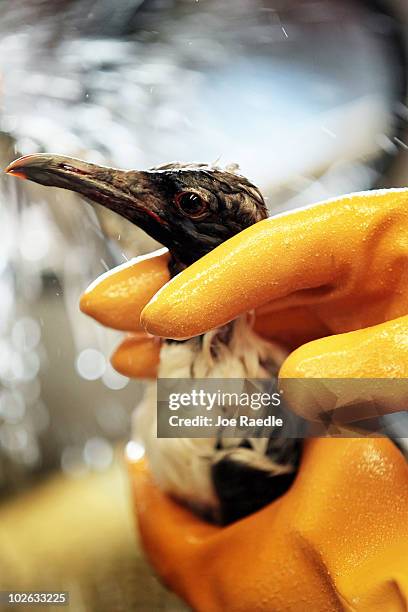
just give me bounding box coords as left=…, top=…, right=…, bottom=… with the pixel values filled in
left=168, top=414, right=284, bottom=428
left=157, top=382, right=287, bottom=438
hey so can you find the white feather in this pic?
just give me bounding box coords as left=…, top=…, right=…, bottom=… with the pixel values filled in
left=132, top=315, right=288, bottom=515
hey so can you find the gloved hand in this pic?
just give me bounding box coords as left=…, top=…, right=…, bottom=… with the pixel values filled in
left=130, top=438, right=408, bottom=612
left=138, top=188, right=408, bottom=421
left=83, top=188, right=408, bottom=420
left=80, top=189, right=408, bottom=611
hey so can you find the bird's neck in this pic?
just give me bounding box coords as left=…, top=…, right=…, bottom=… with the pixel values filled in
left=168, top=255, right=187, bottom=277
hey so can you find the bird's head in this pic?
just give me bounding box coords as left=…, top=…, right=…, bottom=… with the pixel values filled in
left=5, top=155, right=267, bottom=270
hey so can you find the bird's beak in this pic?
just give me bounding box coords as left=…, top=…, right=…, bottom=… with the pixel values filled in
left=5, top=153, right=171, bottom=243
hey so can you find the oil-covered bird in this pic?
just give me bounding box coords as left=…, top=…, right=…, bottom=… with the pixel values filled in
left=6, top=154, right=301, bottom=524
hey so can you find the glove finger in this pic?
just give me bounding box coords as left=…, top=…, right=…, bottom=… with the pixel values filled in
left=141, top=189, right=408, bottom=339
left=111, top=333, right=161, bottom=379
left=80, top=248, right=170, bottom=331
left=279, top=315, right=408, bottom=421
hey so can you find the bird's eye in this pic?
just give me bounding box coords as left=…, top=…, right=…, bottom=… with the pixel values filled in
left=174, top=191, right=208, bottom=218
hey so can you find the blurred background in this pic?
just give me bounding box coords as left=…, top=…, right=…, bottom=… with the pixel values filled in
left=0, top=0, right=407, bottom=609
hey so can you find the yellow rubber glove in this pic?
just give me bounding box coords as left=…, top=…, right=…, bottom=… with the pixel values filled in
left=80, top=248, right=169, bottom=379
left=139, top=188, right=408, bottom=420
left=80, top=247, right=169, bottom=333
left=129, top=438, right=408, bottom=612
left=80, top=188, right=408, bottom=611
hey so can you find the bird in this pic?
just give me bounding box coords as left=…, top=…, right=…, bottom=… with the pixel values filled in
left=6, top=154, right=302, bottom=524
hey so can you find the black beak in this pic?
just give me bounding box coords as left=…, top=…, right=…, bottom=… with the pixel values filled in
left=5, top=153, right=171, bottom=244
